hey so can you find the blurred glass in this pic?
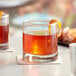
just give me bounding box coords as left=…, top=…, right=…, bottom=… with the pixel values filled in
left=69, top=43, right=76, bottom=76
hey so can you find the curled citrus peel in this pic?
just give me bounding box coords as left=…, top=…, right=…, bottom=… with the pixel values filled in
left=49, top=19, right=61, bottom=34
left=0, top=11, right=3, bottom=20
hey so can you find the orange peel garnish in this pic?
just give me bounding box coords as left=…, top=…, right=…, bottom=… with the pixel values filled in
left=49, top=19, right=61, bottom=34
left=0, top=11, right=3, bottom=20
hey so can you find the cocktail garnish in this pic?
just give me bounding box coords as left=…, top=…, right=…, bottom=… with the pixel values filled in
left=49, top=19, right=61, bottom=34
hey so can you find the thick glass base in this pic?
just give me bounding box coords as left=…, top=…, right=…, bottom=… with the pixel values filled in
left=0, top=43, right=9, bottom=50
left=23, top=52, right=58, bottom=63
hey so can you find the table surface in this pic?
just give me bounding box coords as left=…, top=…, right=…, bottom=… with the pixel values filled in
left=0, top=27, right=71, bottom=76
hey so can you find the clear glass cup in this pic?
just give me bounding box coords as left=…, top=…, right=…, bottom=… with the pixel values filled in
left=69, top=43, right=76, bottom=76
left=0, top=12, right=9, bottom=50
left=23, top=20, right=59, bottom=63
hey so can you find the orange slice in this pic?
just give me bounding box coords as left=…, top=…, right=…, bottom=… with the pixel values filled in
left=0, top=11, right=3, bottom=20
left=49, top=19, right=61, bottom=34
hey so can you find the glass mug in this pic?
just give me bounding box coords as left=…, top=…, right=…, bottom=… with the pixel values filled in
left=23, top=20, right=61, bottom=63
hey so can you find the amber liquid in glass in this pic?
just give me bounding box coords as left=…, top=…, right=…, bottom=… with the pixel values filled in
left=0, top=25, right=9, bottom=49
left=23, top=31, right=57, bottom=55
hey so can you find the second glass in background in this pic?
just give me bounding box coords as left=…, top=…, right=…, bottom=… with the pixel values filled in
left=0, top=12, right=9, bottom=50
left=69, top=43, right=76, bottom=76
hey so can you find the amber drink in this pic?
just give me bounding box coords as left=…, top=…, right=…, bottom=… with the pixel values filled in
left=23, top=21, right=60, bottom=62
left=0, top=12, right=9, bottom=50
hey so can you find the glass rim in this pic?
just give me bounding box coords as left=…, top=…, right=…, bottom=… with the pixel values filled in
left=69, top=43, right=76, bottom=47
left=23, top=20, right=50, bottom=26
left=2, top=13, right=9, bottom=18
left=23, top=20, right=58, bottom=26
